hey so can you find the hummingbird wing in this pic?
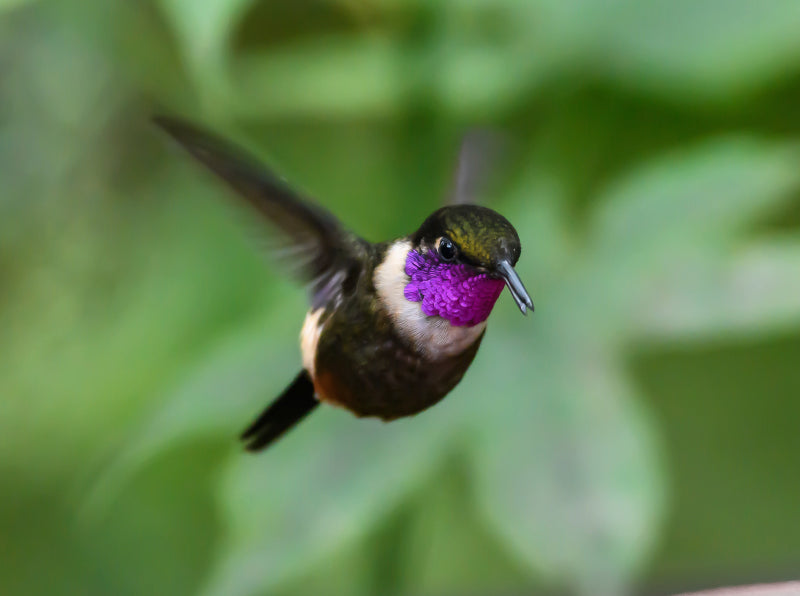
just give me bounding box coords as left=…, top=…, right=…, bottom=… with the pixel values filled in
left=448, top=129, right=507, bottom=206
left=154, top=116, right=366, bottom=308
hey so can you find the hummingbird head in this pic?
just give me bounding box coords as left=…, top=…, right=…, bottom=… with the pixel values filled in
left=401, top=205, right=533, bottom=327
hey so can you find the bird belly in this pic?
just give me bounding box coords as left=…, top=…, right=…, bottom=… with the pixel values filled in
left=308, top=306, right=485, bottom=420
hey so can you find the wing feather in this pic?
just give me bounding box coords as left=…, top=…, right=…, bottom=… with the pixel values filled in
left=448, top=129, right=507, bottom=206
left=154, top=116, right=366, bottom=307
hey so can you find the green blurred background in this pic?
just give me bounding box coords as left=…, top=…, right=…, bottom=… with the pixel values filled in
left=2, top=1, right=800, bottom=595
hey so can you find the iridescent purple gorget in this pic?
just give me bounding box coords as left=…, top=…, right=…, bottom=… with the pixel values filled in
left=403, top=249, right=505, bottom=327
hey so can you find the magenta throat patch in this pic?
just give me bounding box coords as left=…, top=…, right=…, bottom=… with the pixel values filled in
left=403, top=249, right=504, bottom=327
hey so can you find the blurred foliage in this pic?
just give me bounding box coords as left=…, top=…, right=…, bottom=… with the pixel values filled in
left=1, top=1, right=800, bottom=595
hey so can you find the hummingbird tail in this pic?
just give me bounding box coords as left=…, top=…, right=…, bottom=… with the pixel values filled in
left=240, top=370, right=319, bottom=452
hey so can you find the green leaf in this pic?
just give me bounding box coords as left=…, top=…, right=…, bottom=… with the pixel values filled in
left=82, top=304, right=301, bottom=517
left=199, top=404, right=461, bottom=596
left=230, top=39, right=405, bottom=119
left=398, top=461, right=538, bottom=595
left=225, top=1, right=555, bottom=119
left=469, top=334, right=666, bottom=595
left=0, top=0, right=34, bottom=14
left=450, top=171, right=669, bottom=594
left=586, top=139, right=800, bottom=338
left=591, top=139, right=800, bottom=256
left=156, top=0, right=254, bottom=108
left=463, top=137, right=799, bottom=592
left=158, top=0, right=252, bottom=65
left=634, top=240, right=800, bottom=342
left=593, top=0, right=800, bottom=99
left=230, top=41, right=548, bottom=120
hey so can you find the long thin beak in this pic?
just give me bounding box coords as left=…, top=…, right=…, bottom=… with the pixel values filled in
left=496, top=260, right=534, bottom=315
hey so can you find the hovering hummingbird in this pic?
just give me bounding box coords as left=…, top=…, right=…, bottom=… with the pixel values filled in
left=155, top=117, right=533, bottom=452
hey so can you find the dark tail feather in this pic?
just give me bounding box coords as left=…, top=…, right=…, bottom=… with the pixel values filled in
left=240, top=370, right=319, bottom=452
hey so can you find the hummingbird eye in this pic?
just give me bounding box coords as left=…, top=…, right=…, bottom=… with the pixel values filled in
left=438, top=237, right=457, bottom=262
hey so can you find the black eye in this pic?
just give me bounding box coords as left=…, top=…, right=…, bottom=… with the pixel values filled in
left=438, top=237, right=457, bottom=262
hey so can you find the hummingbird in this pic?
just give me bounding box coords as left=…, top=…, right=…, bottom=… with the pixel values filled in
left=154, top=117, right=533, bottom=452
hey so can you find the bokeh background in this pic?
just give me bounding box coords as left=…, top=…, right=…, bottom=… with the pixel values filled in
left=2, top=1, right=800, bottom=595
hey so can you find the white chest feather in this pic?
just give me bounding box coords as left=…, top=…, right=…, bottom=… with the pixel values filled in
left=300, top=308, right=324, bottom=376
left=373, top=240, right=486, bottom=359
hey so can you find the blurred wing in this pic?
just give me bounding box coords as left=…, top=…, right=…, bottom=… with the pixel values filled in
left=154, top=116, right=366, bottom=307
left=448, top=129, right=507, bottom=205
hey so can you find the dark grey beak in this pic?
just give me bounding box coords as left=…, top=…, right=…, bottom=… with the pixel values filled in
left=496, top=260, right=534, bottom=315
